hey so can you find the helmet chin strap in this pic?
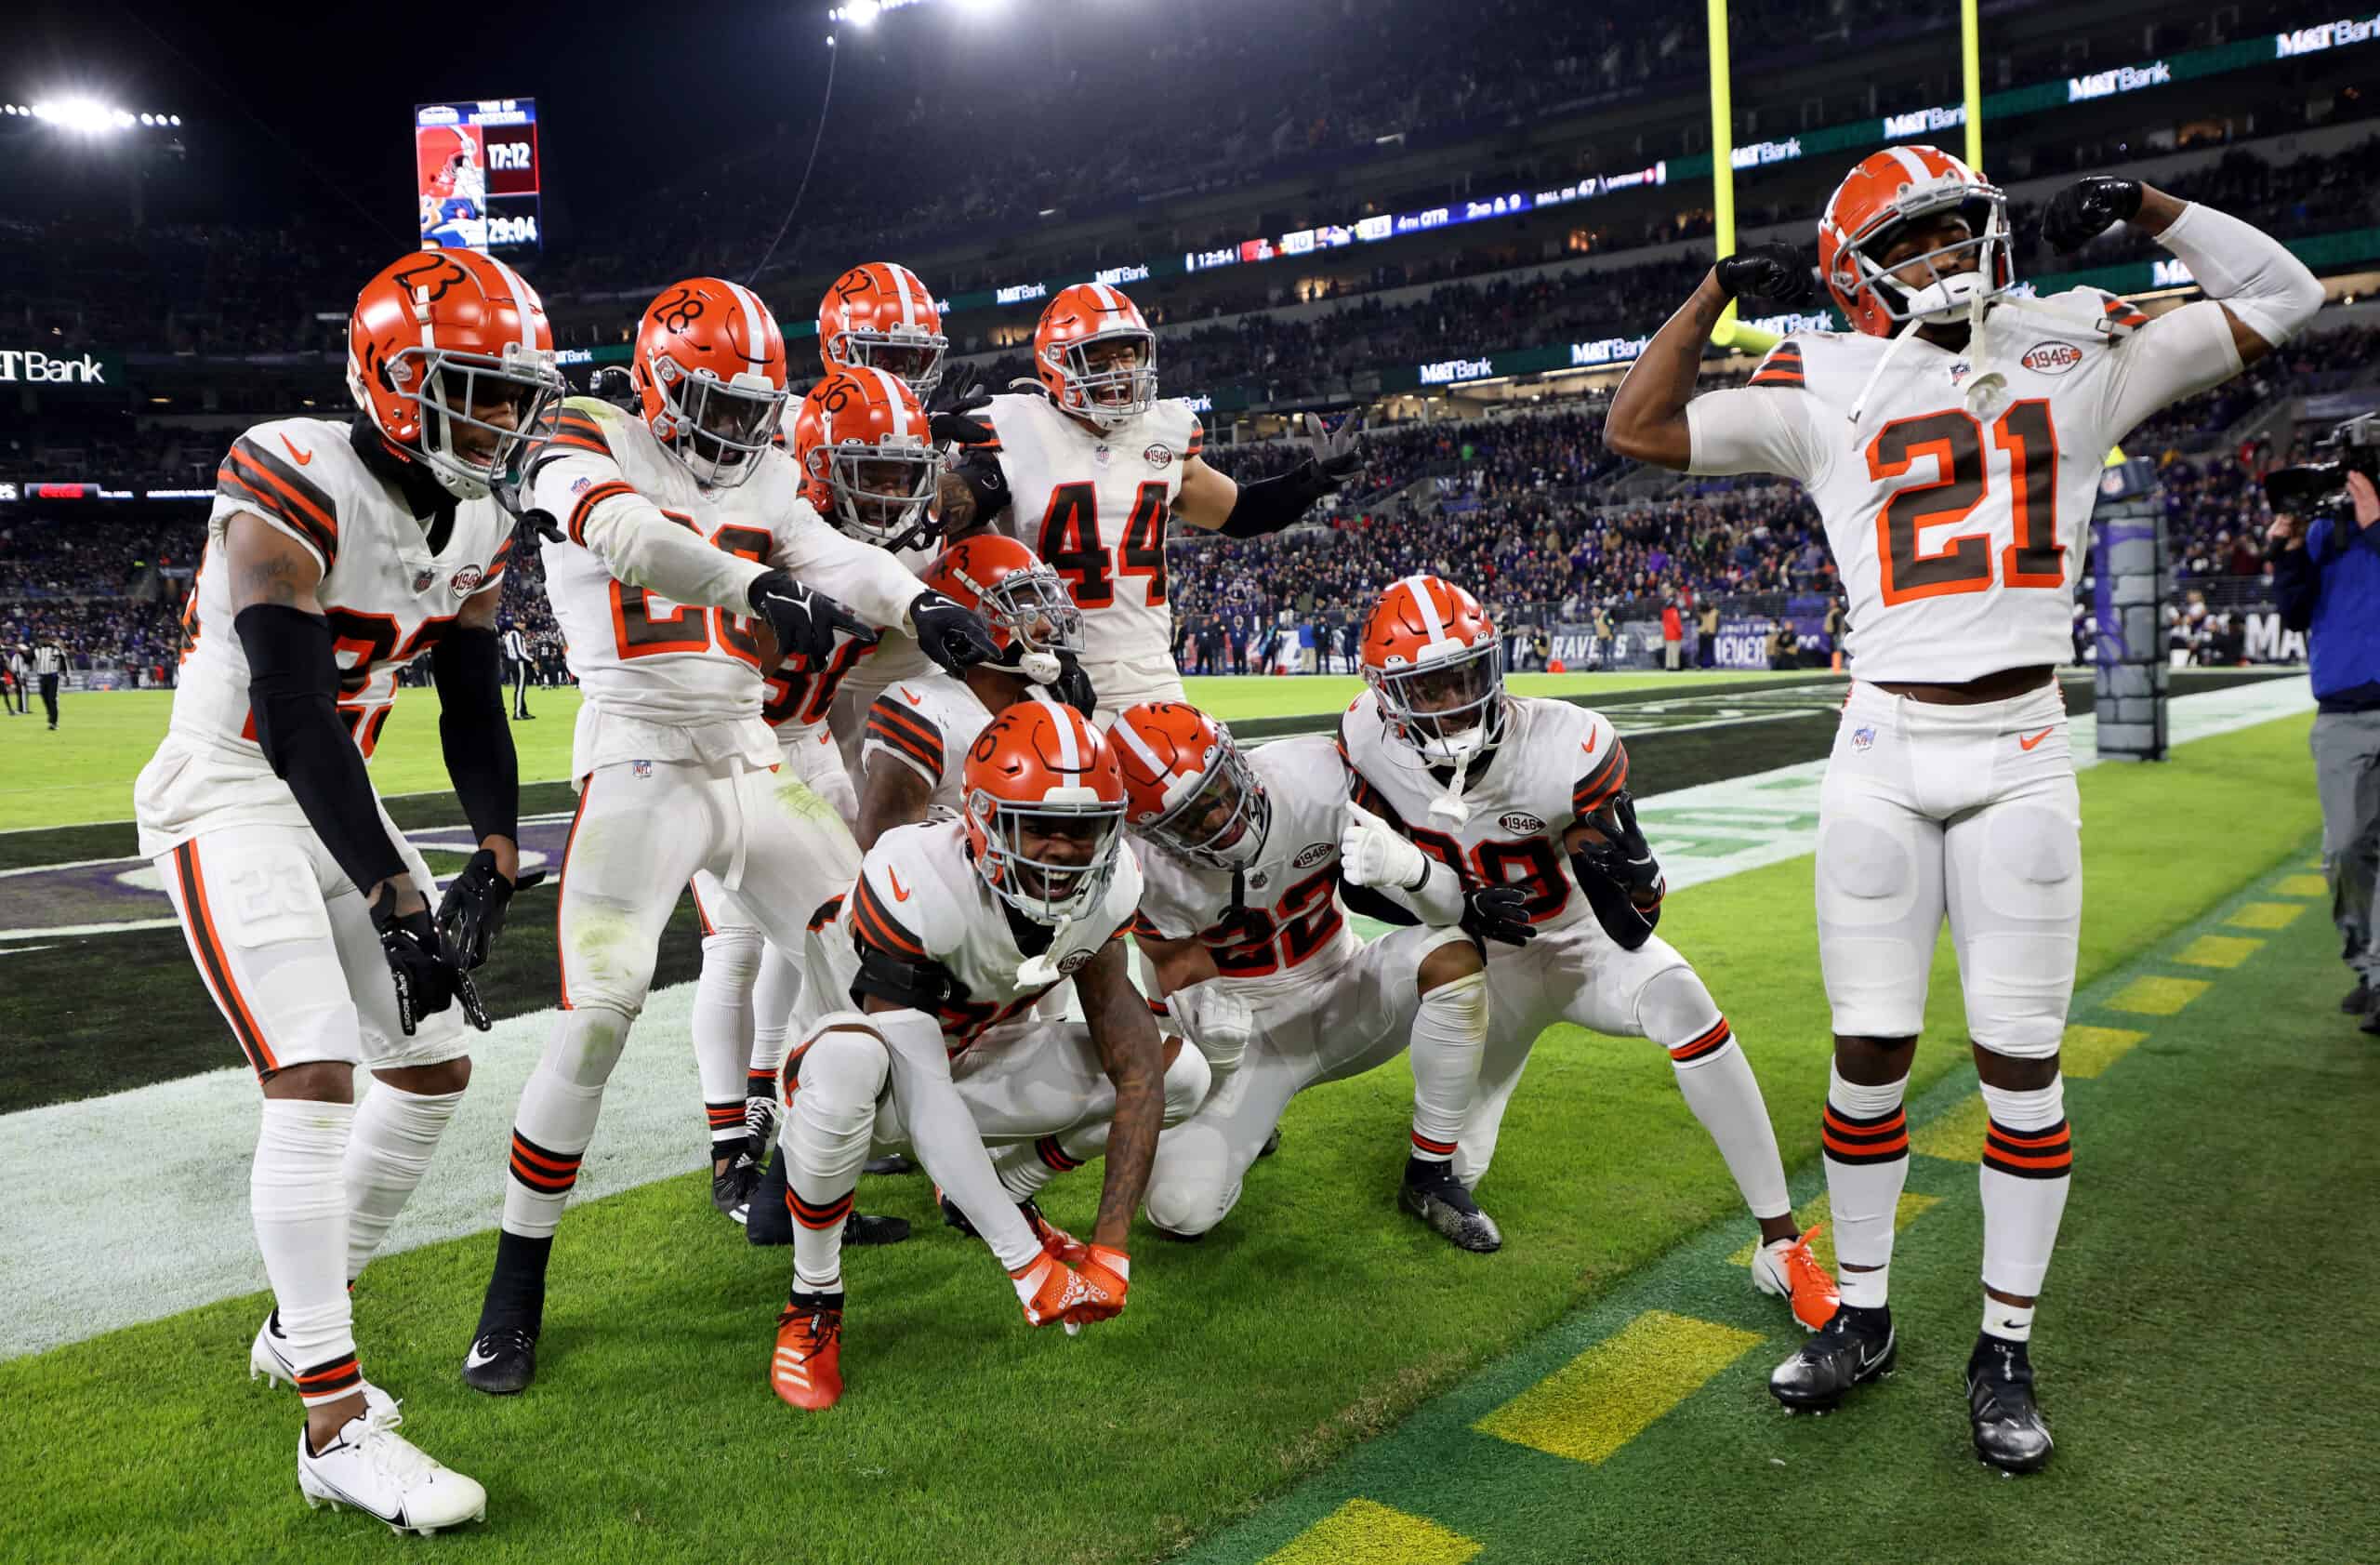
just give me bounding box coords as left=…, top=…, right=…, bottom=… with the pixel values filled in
left=1014, top=913, right=1078, bottom=988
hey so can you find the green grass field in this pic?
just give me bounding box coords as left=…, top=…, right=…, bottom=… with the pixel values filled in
left=0, top=671, right=1821, bottom=832
left=3, top=711, right=2360, bottom=1565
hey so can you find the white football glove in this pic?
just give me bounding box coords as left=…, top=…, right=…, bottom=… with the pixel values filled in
left=1163, top=979, right=1253, bottom=1078
left=1340, top=800, right=1426, bottom=890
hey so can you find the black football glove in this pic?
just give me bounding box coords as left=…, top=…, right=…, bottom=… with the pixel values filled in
left=1715, top=244, right=1815, bottom=306
left=1570, top=791, right=1664, bottom=951
left=1050, top=648, right=1098, bottom=719
left=748, top=572, right=879, bottom=668
left=909, top=589, right=1000, bottom=675
left=2042, top=176, right=2145, bottom=254
left=436, top=849, right=546, bottom=972
left=588, top=365, right=640, bottom=411
left=1460, top=884, right=1537, bottom=948
left=925, top=365, right=998, bottom=448
left=370, top=886, right=484, bottom=1036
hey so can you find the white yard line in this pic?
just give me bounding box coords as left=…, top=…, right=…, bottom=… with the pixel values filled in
left=0, top=676, right=2315, bottom=1362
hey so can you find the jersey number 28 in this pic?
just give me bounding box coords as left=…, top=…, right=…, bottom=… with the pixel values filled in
left=611, top=515, right=773, bottom=667
left=1867, top=401, right=2063, bottom=606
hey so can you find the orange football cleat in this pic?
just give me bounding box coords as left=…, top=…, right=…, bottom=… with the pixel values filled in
left=771, top=1294, right=844, bottom=1411
left=1754, top=1223, right=1842, bottom=1332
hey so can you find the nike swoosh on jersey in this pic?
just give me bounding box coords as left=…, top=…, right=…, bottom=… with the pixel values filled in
left=279, top=433, right=313, bottom=466
left=887, top=869, right=911, bottom=902
left=2018, top=727, right=2055, bottom=750
left=903, top=689, right=924, bottom=705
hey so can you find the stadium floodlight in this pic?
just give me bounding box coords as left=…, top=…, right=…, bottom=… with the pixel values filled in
left=31, top=99, right=127, bottom=134
left=846, top=0, right=880, bottom=24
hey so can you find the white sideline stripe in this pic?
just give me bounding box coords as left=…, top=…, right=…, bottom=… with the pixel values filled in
left=0, top=677, right=2314, bottom=1363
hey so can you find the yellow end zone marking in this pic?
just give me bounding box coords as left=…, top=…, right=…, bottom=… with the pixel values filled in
left=2275, top=874, right=2329, bottom=898
left=1261, top=1499, right=1481, bottom=1565
left=1474, top=1310, right=1761, bottom=1466
left=2175, top=935, right=2262, bottom=970
left=2060, top=1024, right=2148, bottom=1080
left=2228, top=902, right=2306, bottom=931
left=1911, top=1094, right=1990, bottom=1162
left=2109, top=975, right=2211, bottom=1015
left=1725, top=1192, right=1942, bottom=1270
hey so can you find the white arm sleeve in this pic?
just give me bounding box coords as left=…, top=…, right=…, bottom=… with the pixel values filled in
left=771, top=507, right=932, bottom=634
left=2156, top=201, right=2324, bottom=353
left=871, top=1007, right=1043, bottom=1273
left=1684, top=387, right=1829, bottom=481
left=529, top=452, right=769, bottom=612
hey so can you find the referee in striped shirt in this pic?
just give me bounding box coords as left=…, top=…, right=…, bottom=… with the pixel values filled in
left=501, top=621, right=534, bottom=721
left=33, top=641, right=65, bottom=729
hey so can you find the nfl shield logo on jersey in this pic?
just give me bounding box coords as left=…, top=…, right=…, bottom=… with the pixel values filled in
left=412, top=567, right=438, bottom=592
left=1852, top=724, right=1876, bottom=752
left=631, top=759, right=654, bottom=778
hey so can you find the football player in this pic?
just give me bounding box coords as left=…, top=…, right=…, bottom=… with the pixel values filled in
left=932, top=281, right=1361, bottom=723
left=739, top=532, right=1086, bottom=1246
left=1102, top=701, right=1491, bottom=1241
left=460, top=278, right=998, bottom=1396
left=1337, top=577, right=1834, bottom=1320
left=1603, top=148, right=2322, bottom=1471
left=132, top=249, right=565, bottom=1532
left=689, top=366, right=948, bottom=1227
left=767, top=695, right=1212, bottom=1411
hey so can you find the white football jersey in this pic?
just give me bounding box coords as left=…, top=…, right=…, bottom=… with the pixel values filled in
left=135, top=417, right=514, bottom=855
left=1685, top=289, right=2243, bottom=683
left=858, top=672, right=996, bottom=818
left=527, top=396, right=927, bottom=776
left=831, top=816, right=1144, bottom=1054
left=981, top=390, right=1200, bottom=696
left=1129, top=736, right=1360, bottom=991
left=1338, top=691, right=1630, bottom=940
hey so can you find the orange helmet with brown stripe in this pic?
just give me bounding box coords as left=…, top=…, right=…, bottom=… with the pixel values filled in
left=1110, top=701, right=1271, bottom=872
left=346, top=249, right=564, bottom=501
left=1818, top=145, right=2013, bottom=338
left=1360, top=574, right=1507, bottom=766
left=1033, top=282, right=1157, bottom=430
left=818, top=261, right=948, bottom=398
left=962, top=693, right=1127, bottom=924
left=790, top=367, right=943, bottom=548
left=630, top=276, right=790, bottom=489
left=919, top=534, right=1080, bottom=681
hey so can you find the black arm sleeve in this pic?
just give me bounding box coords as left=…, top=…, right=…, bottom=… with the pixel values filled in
left=1335, top=871, right=1421, bottom=928
left=234, top=603, right=408, bottom=895
left=430, top=625, right=519, bottom=844
left=2270, top=543, right=2318, bottom=633
left=1217, top=460, right=1329, bottom=539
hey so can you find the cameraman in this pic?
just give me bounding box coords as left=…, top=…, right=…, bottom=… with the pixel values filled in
left=2270, top=463, right=2380, bottom=1028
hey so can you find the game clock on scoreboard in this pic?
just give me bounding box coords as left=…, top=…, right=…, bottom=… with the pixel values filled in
left=414, top=99, right=542, bottom=253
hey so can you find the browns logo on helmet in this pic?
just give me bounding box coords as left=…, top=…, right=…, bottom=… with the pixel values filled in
left=345, top=249, right=565, bottom=502
left=628, top=276, right=790, bottom=489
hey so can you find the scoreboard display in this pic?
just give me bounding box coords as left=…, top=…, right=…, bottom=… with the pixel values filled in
left=414, top=99, right=541, bottom=252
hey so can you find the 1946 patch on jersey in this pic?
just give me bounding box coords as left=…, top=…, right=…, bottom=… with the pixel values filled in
left=1143, top=442, right=1174, bottom=470
left=1291, top=842, right=1334, bottom=869
left=450, top=564, right=485, bottom=596
left=2021, top=341, right=2083, bottom=375
left=1500, top=811, right=1547, bottom=835
left=1056, top=948, right=1094, bottom=975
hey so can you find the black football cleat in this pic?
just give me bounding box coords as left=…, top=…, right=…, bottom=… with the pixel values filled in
left=743, top=1147, right=909, bottom=1246
left=1769, top=1302, right=1896, bottom=1410
left=712, top=1144, right=762, bottom=1224
left=460, top=1324, right=537, bottom=1396
left=2342, top=977, right=2371, bottom=1015
left=1258, top=1126, right=1282, bottom=1160
left=1399, top=1159, right=1501, bottom=1253
left=865, top=1152, right=919, bottom=1176
left=1966, top=1334, right=2054, bottom=1474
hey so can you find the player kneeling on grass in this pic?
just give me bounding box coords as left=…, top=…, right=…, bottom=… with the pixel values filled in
left=768, top=694, right=1209, bottom=1410
left=132, top=249, right=564, bottom=1534
left=1337, top=576, right=1836, bottom=1324
left=1098, top=701, right=1488, bottom=1240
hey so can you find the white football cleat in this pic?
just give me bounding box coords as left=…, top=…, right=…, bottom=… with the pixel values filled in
left=297, top=1405, right=487, bottom=1536
left=250, top=1312, right=394, bottom=1418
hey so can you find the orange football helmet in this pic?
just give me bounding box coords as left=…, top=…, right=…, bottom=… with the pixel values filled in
left=1033, top=283, right=1156, bottom=429
left=920, top=534, right=1080, bottom=680
left=1818, top=145, right=2012, bottom=338
left=629, top=276, right=789, bottom=489
left=1110, top=701, right=1270, bottom=871
left=1360, top=574, right=1506, bottom=764
left=818, top=261, right=948, bottom=398
left=962, top=693, right=1127, bottom=924
left=346, top=249, right=564, bottom=501
left=790, top=366, right=943, bottom=549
